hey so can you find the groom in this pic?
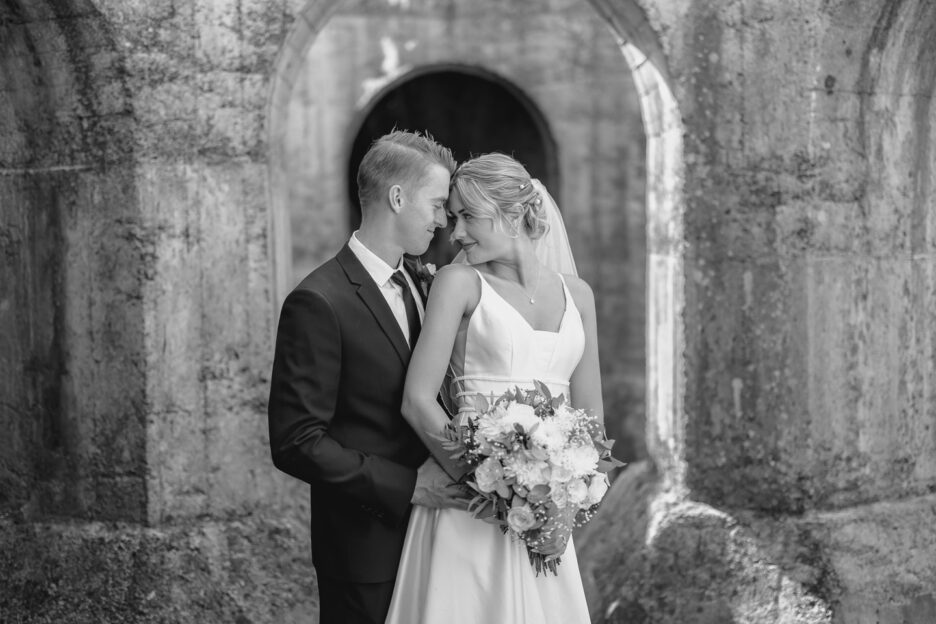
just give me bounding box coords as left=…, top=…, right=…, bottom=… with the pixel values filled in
left=268, top=130, right=466, bottom=624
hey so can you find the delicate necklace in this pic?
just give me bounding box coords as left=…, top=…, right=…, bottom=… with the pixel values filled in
left=524, top=264, right=542, bottom=305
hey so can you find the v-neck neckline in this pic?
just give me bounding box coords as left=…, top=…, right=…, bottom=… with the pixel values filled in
left=476, top=270, right=568, bottom=334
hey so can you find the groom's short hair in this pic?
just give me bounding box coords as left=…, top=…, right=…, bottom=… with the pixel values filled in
left=357, top=130, right=456, bottom=211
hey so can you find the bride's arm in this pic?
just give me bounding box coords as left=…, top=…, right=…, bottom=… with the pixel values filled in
left=402, top=264, right=480, bottom=479
left=567, top=276, right=605, bottom=424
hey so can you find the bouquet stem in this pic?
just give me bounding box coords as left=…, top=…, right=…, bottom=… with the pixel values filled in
left=528, top=551, right=561, bottom=577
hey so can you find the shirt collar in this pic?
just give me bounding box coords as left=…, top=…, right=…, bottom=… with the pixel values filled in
left=348, top=231, right=404, bottom=287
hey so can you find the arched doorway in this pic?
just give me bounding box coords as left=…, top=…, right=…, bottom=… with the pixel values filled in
left=346, top=66, right=559, bottom=267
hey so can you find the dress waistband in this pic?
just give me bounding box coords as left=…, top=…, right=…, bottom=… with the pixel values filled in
left=449, top=374, right=570, bottom=401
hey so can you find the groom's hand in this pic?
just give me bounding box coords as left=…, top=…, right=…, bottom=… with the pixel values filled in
left=411, top=457, right=472, bottom=510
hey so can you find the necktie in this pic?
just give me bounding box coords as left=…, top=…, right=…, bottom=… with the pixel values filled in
left=390, top=270, right=421, bottom=349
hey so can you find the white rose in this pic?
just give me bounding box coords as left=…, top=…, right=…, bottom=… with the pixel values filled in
left=507, top=503, right=537, bottom=533
left=504, top=455, right=550, bottom=489
left=550, top=482, right=569, bottom=507
left=585, top=474, right=610, bottom=506
left=567, top=478, right=589, bottom=506
left=474, top=457, right=505, bottom=493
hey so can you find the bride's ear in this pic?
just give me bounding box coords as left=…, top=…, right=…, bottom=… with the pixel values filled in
left=388, top=184, right=404, bottom=214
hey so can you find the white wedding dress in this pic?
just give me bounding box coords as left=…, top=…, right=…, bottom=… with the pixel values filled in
left=385, top=268, right=591, bottom=624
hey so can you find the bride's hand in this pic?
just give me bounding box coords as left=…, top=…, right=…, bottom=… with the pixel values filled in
left=411, top=457, right=472, bottom=510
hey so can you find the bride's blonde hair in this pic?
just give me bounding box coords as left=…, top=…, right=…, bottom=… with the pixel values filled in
left=450, top=153, right=549, bottom=240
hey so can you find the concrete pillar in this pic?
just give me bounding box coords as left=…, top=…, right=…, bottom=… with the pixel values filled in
left=582, top=1, right=936, bottom=621
left=1, top=1, right=313, bottom=621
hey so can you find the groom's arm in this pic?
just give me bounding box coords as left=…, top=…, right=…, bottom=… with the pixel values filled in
left=268, top=288, right=416, bottom=526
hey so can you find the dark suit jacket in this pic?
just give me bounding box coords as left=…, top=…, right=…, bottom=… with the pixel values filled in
left=268, top=244, right=429, bottom=583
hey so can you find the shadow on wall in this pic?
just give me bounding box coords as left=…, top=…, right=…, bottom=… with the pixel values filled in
left=0, top=0, right=145, bottom=525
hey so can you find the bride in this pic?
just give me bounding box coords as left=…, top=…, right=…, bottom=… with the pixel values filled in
left=385, top=153, right=602, bottom=623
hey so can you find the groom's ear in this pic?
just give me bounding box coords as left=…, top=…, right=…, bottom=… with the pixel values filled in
left=388, top=184, right=404, bottom=214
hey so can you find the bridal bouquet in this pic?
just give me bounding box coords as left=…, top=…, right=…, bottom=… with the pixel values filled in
left=435, top=381, right=623, bottom=576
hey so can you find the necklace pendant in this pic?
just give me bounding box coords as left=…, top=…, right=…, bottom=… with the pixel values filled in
left=529, top=297, right=535, bottom=304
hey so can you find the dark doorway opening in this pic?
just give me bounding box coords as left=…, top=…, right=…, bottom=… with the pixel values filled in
left=347, top=66, right=559, bottom=267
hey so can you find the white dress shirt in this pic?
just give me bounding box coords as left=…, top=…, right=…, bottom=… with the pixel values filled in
left=348, top=232, right=425, bottom=345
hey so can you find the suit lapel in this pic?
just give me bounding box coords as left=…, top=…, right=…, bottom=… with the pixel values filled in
left=337, top=245, right=411, bottom=366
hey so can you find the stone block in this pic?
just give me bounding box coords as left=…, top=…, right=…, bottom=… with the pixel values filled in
left=809, top=494, right=936, bottom=623
left=579, top=463, right=836, bottom=624
left=799, top=255, right=936, bottom=507
left=581, top=469, right=935, bottom=624
left=680, top=252, right=936, bottom=511
left=0, top=516, right=316, bottom=624
left=137, top=161, right=292, bottom=520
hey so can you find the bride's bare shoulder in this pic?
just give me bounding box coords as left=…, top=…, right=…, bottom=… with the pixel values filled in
left=435, top=262, right=478, bottom=283
left=561, top=274, right=595, bottom=313
left=429, top=263, right=481, bottom=301
left=429, top=264, right=481, bottom=313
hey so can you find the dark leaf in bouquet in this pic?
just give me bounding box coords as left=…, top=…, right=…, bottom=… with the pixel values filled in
left=528, top=551, right=561, bottom=577
left=533, top=379, right=552, bottom=402
left=468, top=495, right=494, bottom=517
left=526, top=484, right=550, bottom=504
left=495, top=497, right=510, bottom=516
left=471, top=393, right=490, bottom=413
left=597, top=457, right=626, bottom=472
left=481, top=514, right=505, bottom=526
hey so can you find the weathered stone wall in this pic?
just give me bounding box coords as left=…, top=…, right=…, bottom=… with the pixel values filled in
left=91, top=0, right=298, bottom=525
left=0, top=1, right=146, bottom=523
left=3, top=0, right=936, bottom=623
left=583, top=0, right=936, bottom=622
left=670, top=0, right=936, bottom=515
left=2, top=1, right=314, bottom=621
left=0, top=516, right=315, bottom=624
